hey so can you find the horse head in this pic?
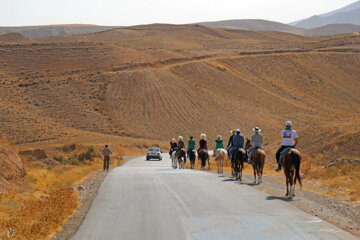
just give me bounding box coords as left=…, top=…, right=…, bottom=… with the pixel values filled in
left=245, top=138, right=251, bottom=150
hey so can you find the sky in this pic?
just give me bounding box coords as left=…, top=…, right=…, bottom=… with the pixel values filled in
left=0, top=0, right=358, bottom=27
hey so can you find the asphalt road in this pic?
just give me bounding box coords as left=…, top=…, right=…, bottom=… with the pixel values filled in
left=71, top=155, right=358, bottom=240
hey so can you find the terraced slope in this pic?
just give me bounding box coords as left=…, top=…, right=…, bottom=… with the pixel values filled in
left=0, top=24, right=359, bottom=162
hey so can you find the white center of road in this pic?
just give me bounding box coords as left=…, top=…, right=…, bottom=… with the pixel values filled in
left=71, top=155, right=358, bottom=240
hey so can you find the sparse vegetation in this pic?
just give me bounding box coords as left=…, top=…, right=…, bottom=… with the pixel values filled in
left=0, top=24, right=359, bottom=238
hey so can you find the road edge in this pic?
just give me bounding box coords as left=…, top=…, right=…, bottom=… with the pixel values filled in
left=51, top=156, right=135, bottom=240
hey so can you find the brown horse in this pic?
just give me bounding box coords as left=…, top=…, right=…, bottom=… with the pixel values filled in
left=231, top=147, right=246, bottom=182
left=245, top=139, right=266, bottom=184
left=198, top=149, right=209, bottom=170
left=177, top=149, right=186, bottom=169
left=280, top=148, right=302, bottom=198
left=188, top=149, right=196, bottom=169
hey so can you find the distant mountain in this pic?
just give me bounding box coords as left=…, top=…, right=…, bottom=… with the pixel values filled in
left=0, top=24, right=118, bottom=38
left=0, top=32, right=34, bottom=43
left=198, top=19, right=304, bottom=35
left=290, top=1, right=360, bottom=29
left=304, top=24, right=360, bottom=36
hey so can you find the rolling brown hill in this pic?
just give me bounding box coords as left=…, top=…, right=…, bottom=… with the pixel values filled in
left=0, top=32, right=34, bottom=43
left=198, top=19, right=360, bottom=37
left=0, top=24, right=117, bottom=38
left=198, top=19, right=305, bottom=35
left=0, top=24, right=359, bottom=163
left=304, top=24, right=360, bottom=36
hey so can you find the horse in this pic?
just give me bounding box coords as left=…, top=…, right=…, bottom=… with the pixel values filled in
left=231, top=147, right=246, bottom=182
left=215, top=148, right=227, bottom=174
left=188, top=149, right=196, bottom=169
left=177, top=149, right=186, bottom=169
left=245, top=139, right=266, bottom=184
left=171, top=151, right=177, bottom=169
left=280, top=148, right=302, bottom=198
left=198, top=149, right=209, bottom=170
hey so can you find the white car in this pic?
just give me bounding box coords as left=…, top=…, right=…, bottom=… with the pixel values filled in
left=146, top=147, right=162, bottom=161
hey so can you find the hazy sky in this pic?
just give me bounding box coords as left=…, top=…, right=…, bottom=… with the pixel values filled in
left=0, top=0, right=358, bottom=26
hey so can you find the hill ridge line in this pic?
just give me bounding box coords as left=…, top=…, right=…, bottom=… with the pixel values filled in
left=107, top=47, right=360, bottom=73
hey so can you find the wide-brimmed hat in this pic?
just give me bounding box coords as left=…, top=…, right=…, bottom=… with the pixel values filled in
left=217, top=135, right=222, bottom=139
left=172, top=138, right=176, bottom=143
left=200, top=134, right=206, bottom=140
left=178, top=136, right=183, bottom=140
left=231, top=129, right=236, bottom=134
left=236, top=129, right=240, bottom=133
left=253, top=127, right=261, bottom=132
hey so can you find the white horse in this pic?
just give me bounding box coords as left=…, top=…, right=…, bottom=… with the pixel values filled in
left=171, top=151, right=178, bottom=169
left=215, top=148, right=227, bottom=174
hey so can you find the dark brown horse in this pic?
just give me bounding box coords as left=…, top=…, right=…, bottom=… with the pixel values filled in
left=280, top=148, right=302, bottom=198
left=177, top=149, right=187, bottom=169
left=231, top=147, right=246, bottom=182
left=245, top=139, right=266, bottom=184
left=198, top=149, right=209, bottom=170
left=188, top=149, right=196, bottom=169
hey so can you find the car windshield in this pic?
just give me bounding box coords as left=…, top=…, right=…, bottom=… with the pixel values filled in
left=148, top=147, right=159, bottom=152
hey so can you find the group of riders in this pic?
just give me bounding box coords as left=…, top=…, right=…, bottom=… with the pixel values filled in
left=169, top=120, right=298, bottom=172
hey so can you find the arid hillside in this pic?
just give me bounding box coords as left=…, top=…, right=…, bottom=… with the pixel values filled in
left=0, top=24, right=117, bottom=38
left=0, top=24, right=359, bottom=163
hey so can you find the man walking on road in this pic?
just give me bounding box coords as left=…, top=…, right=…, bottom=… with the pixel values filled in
left=102, top=145, right=112, bottom=171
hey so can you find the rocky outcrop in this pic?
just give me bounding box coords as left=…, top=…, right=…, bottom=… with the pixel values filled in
left=0, top=144, right=27, bottom=192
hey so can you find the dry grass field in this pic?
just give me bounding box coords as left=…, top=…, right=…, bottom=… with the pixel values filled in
left=0, top=23, right=359, bottom=238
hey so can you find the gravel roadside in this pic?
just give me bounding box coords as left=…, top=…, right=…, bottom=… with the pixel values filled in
left=52, top=170, right=109, bottom=240
left=221, top=167, right=360, bottom=238
left=53, top=158, right=359, bottom=239
left=52, top=156, right=133, bottom=240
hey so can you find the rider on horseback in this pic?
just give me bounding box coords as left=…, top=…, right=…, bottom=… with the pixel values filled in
left=187, top=136, right=195, bottom=158
left=275, top=121, right=298, bottom=172
left=226, top=129, right=236, bottom=160
left=230, top=129, right=244, bottom=160
left=177, top=136, right=185, bottom=157
left=197, top=134, right=208, bottom=158
left=215, top=135, right=224, bottom=150
left=248, top=127, right=263, bottom=163
left=170, top=138, right=178, bottom=157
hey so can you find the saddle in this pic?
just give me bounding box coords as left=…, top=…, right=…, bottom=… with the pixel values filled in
left=198, top=149, right=208, bottom=154
left=280, top=147, right=294, bottom=164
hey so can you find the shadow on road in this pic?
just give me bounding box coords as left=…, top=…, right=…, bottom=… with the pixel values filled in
left=222, top=178, right=236, bottom=182
left=266, top=195, right=293, bottom=202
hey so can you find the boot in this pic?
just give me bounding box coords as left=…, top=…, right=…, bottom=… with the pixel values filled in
left=275, top=162, right=282, bottom=172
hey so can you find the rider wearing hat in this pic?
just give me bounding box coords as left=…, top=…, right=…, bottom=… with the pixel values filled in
left=248, top=127, right=263, bottom=163
left=178, top=136, right=185, bottom=149
left=187, top=136, right=196, bottom=158
left=275, top=121, right=298, bottom=172
left=176, top=136, right=185, bottom=157
left=170, top=138, right=178, bottom=156
left=197, top=134, right=208, bottom=157
left=230, top=129, right=244, bottom=159
left=215, top=135, right=224, bottom=150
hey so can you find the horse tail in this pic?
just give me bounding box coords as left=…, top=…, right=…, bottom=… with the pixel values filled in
left=292, top=150, right=302, bottom=188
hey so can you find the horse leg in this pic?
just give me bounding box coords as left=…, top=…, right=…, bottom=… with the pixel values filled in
left=290, top=169, right=295, bottom=197
left=285, top=176, right=289, bottom=197
left=252, top=164, right=256, bottom=184
left=257, top=166, right=261, bottom=184
left=220, top=158, right=224, bottom=173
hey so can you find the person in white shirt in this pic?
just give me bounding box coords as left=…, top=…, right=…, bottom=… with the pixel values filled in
left=275, top=121, right=298, bottom=172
